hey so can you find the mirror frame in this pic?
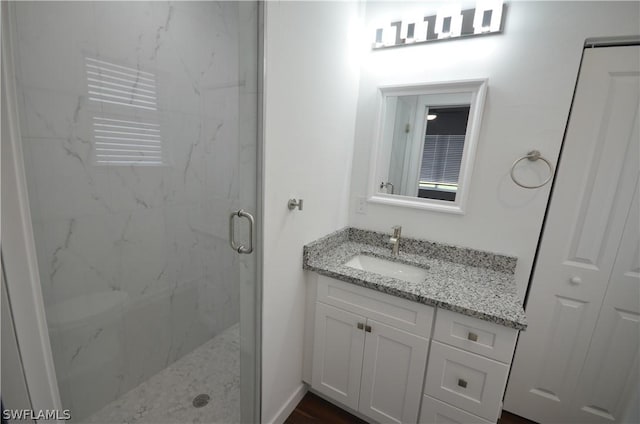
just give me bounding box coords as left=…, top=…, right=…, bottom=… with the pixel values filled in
left=367, top=78, right=488, bottom=214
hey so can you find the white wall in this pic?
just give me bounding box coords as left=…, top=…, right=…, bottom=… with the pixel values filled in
left=349, top=1, right=640, bottom=298
left=262, top=1, right=363, bottom=422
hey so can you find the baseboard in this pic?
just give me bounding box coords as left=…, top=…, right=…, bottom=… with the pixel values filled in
left=267, top=383, right=308, bottom=424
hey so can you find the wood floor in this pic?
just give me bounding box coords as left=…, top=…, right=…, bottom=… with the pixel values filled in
left=285, top=392, right=536, bottom=424
left=285, top=393, right=367, bottom=424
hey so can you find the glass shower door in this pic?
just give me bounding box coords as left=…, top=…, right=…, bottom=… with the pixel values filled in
left=4, top=1, right=260, bottom=422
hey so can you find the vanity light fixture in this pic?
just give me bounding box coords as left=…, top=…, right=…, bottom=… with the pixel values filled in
left=400, top=15, right=423, bottom=44
left=435, top=4, right=463, bottom=39
left=374, top=28, right=384, bottom=48
left=474, top=0, right=504, bottom=34
left=383, top=22, right=398, bottom=47
left=372, top=0, right=505, bottom=49
left=413, top=19, right=429, bottom=43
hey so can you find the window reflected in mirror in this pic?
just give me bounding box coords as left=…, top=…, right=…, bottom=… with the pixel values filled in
left=418, top=106, right=470, bottom=201
left=370, top=80, right=487, bottom=214
left=383, top=93, right=472, bottom=201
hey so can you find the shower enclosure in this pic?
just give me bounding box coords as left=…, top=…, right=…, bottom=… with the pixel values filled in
left=1, top=1, right=261, bottom=422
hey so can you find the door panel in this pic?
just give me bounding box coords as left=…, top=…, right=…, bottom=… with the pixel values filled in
left=504, top=45, right=640, bottom=422
left=419, top=395, right=492, bottom=424
left=358, top=319, right=429, bottom=424
left=425, top=341, right=509, bottom=422
left=311, top=302, right=366, bottom=411
left=572, top=174, right=639, bottom=422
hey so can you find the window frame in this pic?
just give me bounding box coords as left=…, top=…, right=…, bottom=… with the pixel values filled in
left=367, top=79, right=488, bottom=215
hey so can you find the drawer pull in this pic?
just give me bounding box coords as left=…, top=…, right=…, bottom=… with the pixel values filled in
left=365, top=325, right=372, bottom=333
left=357, top=322, right=364, bottom=330
left=467, top=332, right=478, bottom=342
left=458, top=378, right=468, bottom=388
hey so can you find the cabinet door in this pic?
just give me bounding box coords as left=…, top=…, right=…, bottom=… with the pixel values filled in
left=419, top=395, right=492, bottom=424
left=359, top=319, right=429, bottom=423
left=433, top=309, right=518, bottom=363
left=425, top=341, right=509, bottom=422
left=312, top=302, right=366, bottom=411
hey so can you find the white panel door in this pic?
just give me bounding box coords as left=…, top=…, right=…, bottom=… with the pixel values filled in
left=572, top=177, right=639, bottom=422
left=504, top=45, right=640, bottom=423
left=358, top=319, right=429, bottom=424
left=311, top=302, right=366, bottom=411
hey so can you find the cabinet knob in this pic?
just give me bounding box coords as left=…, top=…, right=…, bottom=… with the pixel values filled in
left=467, top=332, right=478, bottom=342
left=365, top=325, right=372, bottom=333
left=357, top=322, right=364, bottom=330
left=458, top=379, right=468, bottom=388
left=570, top=276, right=582, bottom=285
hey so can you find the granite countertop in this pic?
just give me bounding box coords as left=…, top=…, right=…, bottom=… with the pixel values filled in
left=303, top=227, right=527, bottom=330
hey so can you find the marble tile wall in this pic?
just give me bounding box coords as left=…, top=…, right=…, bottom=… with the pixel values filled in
left=11, top=1, right=254, bottom=421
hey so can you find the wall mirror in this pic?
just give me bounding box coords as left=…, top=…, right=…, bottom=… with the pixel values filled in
left=368, top=79, right=487, bottom=214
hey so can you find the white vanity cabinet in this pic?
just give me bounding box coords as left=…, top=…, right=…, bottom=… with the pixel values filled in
left=311, top=276, right=434, bottom=424
left=421, top=309, right=518, bottom=423
left=305, top=275, right=520, bottom=424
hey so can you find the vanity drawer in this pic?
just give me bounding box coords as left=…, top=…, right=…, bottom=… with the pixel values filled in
left=424, top=341, right=509, bottom=422
left=433, top=309, right=518, bottom=363
left=316, top=276, right=434, bottom=338
left=419, top=395, right=491, bottom=424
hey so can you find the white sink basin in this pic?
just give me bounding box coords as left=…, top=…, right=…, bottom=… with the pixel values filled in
left=344, top=255, right=428, bottom=284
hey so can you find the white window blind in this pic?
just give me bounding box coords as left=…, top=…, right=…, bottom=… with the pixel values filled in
left=420, top=134, right=465, bottom=185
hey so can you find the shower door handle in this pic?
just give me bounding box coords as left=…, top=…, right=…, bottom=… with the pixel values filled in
left=229, top=209, right=254, bottom=254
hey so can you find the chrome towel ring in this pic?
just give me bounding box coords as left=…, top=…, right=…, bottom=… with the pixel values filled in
left=510, top=150, right=554, bottom=189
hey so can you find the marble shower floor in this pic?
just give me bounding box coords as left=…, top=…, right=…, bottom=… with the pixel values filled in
left=84, top=324, right=240, bottom=424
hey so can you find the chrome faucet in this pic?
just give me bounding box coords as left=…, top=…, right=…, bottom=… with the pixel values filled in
left=389, top=225, right=402, bottom=255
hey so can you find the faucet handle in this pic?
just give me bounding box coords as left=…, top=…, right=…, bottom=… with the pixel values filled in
left=392, top=225, right=402, bottom=236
